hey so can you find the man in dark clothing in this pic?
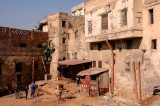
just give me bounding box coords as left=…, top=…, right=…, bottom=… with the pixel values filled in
left=25, top=85, right=28, bottom=99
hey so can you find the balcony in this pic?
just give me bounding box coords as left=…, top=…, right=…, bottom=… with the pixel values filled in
left=85, top=28, right=143, bottom=43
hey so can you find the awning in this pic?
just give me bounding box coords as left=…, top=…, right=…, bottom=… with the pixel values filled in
left=58, top=60, right=93, bottom=66
left=77, top=68, right=109, bottom=76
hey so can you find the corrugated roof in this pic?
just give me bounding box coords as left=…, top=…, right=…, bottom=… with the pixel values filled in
left=77, top=68, right=109, bottom=76
left=58, top=60, right=93, bottom=66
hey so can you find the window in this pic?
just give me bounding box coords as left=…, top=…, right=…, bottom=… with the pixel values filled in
left=20, top=44, right=26, bottom=48
left=62, top=38, right=66, bottom=44
left=75, top=30, right=78, bottom=38
left=101, top=14, right=108, bottom=30
left=0, top=63, right=2, bottom=75
left=98, top=43, right=102, bottom=51
left=126, top=40, right=132, bottom=49
left=88, top=21, right=92, bottom=33
left=152, top=39, right=157, bottom=49
left=93, top=61, right=96, bottom=67
left=62, top=21, right=66, bottom=28
left=120, top=9, right=127, bottom=26
left=98, top=61, right=102, bottom=68
left=15, top=63, right=22, bottom=72
left=149, top=9, right=154, bottom=24
left=37, top=44, right=42, bottom=48
left=63, top=57, right=66, bottom=60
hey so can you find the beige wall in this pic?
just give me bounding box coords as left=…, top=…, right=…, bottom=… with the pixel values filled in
left=48, top=12, right=88, bottom=79
left=72, top=3, right=85, bottom=16
left=85, top=0, right=143, bottom=42
left=142, top=0, right=160, bottom=81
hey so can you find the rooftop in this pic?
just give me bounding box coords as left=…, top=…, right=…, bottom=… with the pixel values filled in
left=58, top=59, right=93, bottom=66
left=77, top=68, right=109, bottom=76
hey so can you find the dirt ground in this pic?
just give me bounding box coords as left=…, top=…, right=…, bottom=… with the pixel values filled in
left=0, top=79, right=160, bottom=106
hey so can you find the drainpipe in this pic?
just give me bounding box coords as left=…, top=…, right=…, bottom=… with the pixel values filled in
left=132, top=62, right=139, bottom=103
left=32, top=57, right=35, bottom=83
left=41, top=56, right=47, bottom=73
left=106, top=40, right=114, bottom=93
left=138, top=61, right=142, bottom=102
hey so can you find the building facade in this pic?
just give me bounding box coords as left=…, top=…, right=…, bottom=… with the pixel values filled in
left=0, top=26, right=48, bottom=96
left=85, top=0, right=144, bottom=99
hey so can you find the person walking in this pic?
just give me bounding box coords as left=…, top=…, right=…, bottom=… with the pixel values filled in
left=25, top=85, right=28, bottom=99
left=31, top=83, right=35, bottom=98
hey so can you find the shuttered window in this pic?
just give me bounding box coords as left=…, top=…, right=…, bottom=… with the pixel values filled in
left=88, top=21, right=92, bottom=33
left=101, top=14, right=108, bottom=30
left=149, top=9, right=154, bottom=24
left=120, top=9, right=127, bottom=26
left=98, top=61, right=102, bottom=68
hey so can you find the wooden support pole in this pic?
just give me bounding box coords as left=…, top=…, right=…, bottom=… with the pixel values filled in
left=132, top=62, right=139, bottom=103
left=106, top=40, right=114, bottom=93
left=32, top=57, right=35, bottom=83
left=138, top=61, right=142, bottom=102
left=41, top=56, right=47, bottom=73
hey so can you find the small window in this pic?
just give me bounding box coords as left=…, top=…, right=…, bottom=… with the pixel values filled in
left=20, top=44, right=26, bottom=48
left=88, top=21, right=92, bottom=33
left=37, top=44, right=42, bottom=48
left=75, top=30, right=78, bottom=38
left=62, top=21, right=66, bottom=28
left=63, top=57, right=66, bottom=60
left=62, top=38, right=66, bottom=44
left=152, top=39, right=157, bottom=49
left=98, top=43, right=102, bottom=51
left=93, top=61, right=96, bottom=67
left=15, top=63, right=22, bottom=72
left=126, top=40, right=132, bottom=49
left=120, top=9, right=127, bottom=26
left=149, top=9, right=154, bottom=24
left=0, top=63, right=2, bottom=75
left=98, top=61, right=102, bottom=68
left=101, top=14, right=108, bottom=30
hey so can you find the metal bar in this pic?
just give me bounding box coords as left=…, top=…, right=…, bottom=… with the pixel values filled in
left=132, top=62, right=139, bottom=103
left=138, top=61, right=142, bottom=102
left=32, top=57, right=35, bottom=82
left=41, top=56, right=47, bottom=72
left=106, top=40, right=114, bottom=93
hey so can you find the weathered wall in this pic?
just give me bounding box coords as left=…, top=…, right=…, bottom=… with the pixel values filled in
left=85, top=0, right=143, bottom=43
left=141, top=0, right=160, bottom=93
left=0, top=27, right=48, bottom=96
left=84, top=0, right=144, bottom=100
left=48, top=12, right=89, bottom=79
left=72, top=3, right=85, bottom=16
left=68, top=25, right=90, bottom=60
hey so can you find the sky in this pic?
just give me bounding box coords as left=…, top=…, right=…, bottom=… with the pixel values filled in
left=0, top=0, right=88, bottom=30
